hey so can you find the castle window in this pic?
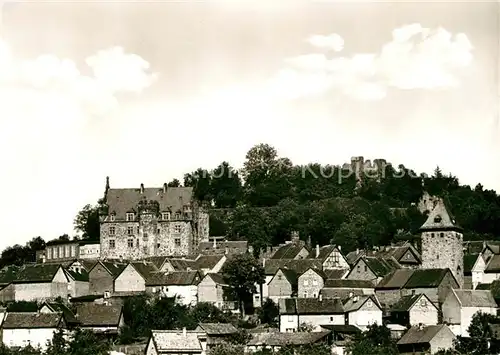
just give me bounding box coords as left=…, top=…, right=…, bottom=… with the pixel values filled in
left=137, top=226, right=140, bottom=234
left=174, top=225, right=182, bottom=233
left=109, top=227, right=115, bottom=235
left=157, top=243, right=160, bottom=249
left=175, top=212, right=181, bottom=219
left=174, top=238, right=181, bottom=247
left=157, top=229, right=160, bottom=234
left=440, top=233, right=444, bottom=238
left=162, top=212, right=170, bottom=220
left=126, top=213, right=135, bottom=221
left=127, top=227, right=134, bottom=235
left=143, top=233, right=149, bottom=240
left=109, top=240, right=115, bottom=249
left=136, top=240, right=140, bottom=247
left=127, top=239, right=134, bottom=248
left=431, top=233, right=435, bottom=238
left=110, top=215, right=115, bottom=222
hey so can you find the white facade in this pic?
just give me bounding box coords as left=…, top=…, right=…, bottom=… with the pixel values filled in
left=346, top=299, right=382, bottom=331
left=14, top=267, right=69, bottom=301
left=408, top=295, right=439, bottom=326
left=158, top=285, right=198, bottom=306
left=3, top=328, right=58, bottom=351
left=279, top=313, right=344, bottom=332
left=79, top=243, right=101, bottom=259
left=114, top=264, right=146, bottom=292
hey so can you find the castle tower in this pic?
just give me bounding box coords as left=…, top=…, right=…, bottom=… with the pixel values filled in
left=419, top=199, right=464, bottom=288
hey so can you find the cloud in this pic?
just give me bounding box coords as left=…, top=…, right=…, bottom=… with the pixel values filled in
left=270, top=24, right=473, bottom=101
left=0, top=40, right=157, bottom=115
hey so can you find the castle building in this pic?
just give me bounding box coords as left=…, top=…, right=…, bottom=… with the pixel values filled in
left=99, top=177, right=209, bottom=260
left=419, top=199, right=464, bottom=288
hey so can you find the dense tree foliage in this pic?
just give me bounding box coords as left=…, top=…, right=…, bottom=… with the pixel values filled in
left=346, top=324, right=398, bottom=355
left=0, top=236, right=46, bottom=269
left=179, top=143, right=500, bottom=252
left=73, top=204, right=100, bottom=241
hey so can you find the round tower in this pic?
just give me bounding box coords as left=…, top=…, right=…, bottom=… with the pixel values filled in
left=419, top=199, right=464, bottom=288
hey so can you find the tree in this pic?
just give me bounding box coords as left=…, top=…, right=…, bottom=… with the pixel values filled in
left=66, top=328, right=110, bottom=355
left=257, top=298, right=279, bottom=326
left=45, top=329, right=67, bottom=355
left=73, top=204, right=100, bottom=241
left=184, top=168, right=213, bottom=202
left=211, top=162, right=243, bottom=208
left=167, top=178, right=181, bottom=187
left=346, top=324, right=398, bottom=355
left=454, top=311, right=500, bottom=354
left=221, top=253, right=265, bottom=316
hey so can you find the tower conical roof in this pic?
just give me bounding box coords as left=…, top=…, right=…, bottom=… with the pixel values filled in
left=419, top=198, right=462, bottom=232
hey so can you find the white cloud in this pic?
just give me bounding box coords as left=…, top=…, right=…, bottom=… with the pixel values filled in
left=307, top=33, right=344, bottom=52
left=271, top=24, right=473, bottom=101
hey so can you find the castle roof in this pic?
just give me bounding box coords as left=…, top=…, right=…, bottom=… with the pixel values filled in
left=419, top=199, right=462, bottom=232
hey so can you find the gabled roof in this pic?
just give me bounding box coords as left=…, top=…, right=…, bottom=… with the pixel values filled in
left=397, top=325, right=453, bottom=345
left=64, top=268, right=89, bottom=282
left=270, top=268, right=298, bottom=288
left=343, top=295, right=381, bottom=313
left=485, top=254, right=500, bottom=273
left=349, top=256, right=400, bottom=278
left=196, top=323, right=238, bottom=335
left=105, top=186, right=193, bottom=219
left=195, top=254, right=225, bottom=270
left=451, top=289, right=497, bottom=308
left=279, top=297, right=344, bottom=315
left=403, top=269, right=457, bottom=289
left=203, top=273, right=228, bottom=286
left=376, top=269, right=415, bottom=290
left=146, top=271, right=201, bottom=286
left=247, top=331, right=330, bottom=346
left=165, top=258, right=198, bottom=271
left=270, top=244, right=309, bottom=259
left=146, top=256, right=170, bottom=270
left=13, top=264, right=67, bottom=284
left=151, top=330, right=203, bottom=352
left=391, top=294, right=437, bottom=312
left=40, top=302, right=79, bottom=324
left=464, top=254, right=480, bottom=276
left=263, top=259, right=322, bottom=275
left=3, top=312, right=65, bottom=329
left=419, top=199, right=462, bottom=232
left=128, top=261, right=158, bottom=280
left=69, top=259, right=97, bottom=272
left=89, top=261, right=127, bottom=279
left=75, top=304, right=123, bottom=327
left=323, top=279, right=374, bottom=289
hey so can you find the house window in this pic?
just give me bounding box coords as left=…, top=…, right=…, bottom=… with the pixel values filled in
left=152, top=287, right=157, bottom=293
left=288, top=316, right=294, bottom=322
left=110, top=215, right=115, bottom=222
left=431, top=233, right=435, bottom=238
left=330, top=317, right=334, bottom=321
left=174, top=225, right=182, bottom=233
left=157, top=243, right=160, bottom=249
left=304, top=280, right=309, bottom=286
left=312, top=280, right=318, bottom=286
left=127, top=239, right=134, bottom=248
left=59, top=246, right=63, bottom=258
left=137, top=226, right=140, bottom=234
left=157, top=228, right=161, bottom=234
left=109, top=227, right=115, bottom=235
left=109, top=240, right=115, bottom=249
left=313, top=293, right=317, bottom=298
left=175, top=238, right=181, bottom=247
left=304, top=292, right=308, bottom=298
left=162, top=212, right=170, bottom=220
left=70, top=245, right=75, bottom=257
left=440, top=233, right=444, bottom=238
left=278, top=275, right=282, bottom=280
left=364, top=265, right=368, bottom=272
left=357, top=265, right=360, bottom=271
left=127, top=227, right=134, bottom=235
left=175, top=212, right=181, bottom=219
left=126, top=213, right=135, bottom=221
left=367, top=300, right=373, bottom=307
left=420, top=298, right=427, bottom=306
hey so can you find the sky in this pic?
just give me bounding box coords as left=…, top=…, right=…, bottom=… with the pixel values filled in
left=0, top=0, right=498, bottom=249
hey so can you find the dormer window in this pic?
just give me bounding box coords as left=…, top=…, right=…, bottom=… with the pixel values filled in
left=110, top=214, right=115, bottom=222
left=126, top=213, right=135, bottom=221
left=162, top=212, right=170, bottom=220
left=175, top=212, right=181, bottom=219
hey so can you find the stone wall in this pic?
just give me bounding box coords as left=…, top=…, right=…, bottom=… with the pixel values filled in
left=421, top=231, right=464, bottom=288
left=298, top=269, right=324, bottom=298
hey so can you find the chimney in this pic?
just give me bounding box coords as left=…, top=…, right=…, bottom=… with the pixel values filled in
left=316, top=244, right=320, bottom=258
left=140, top=183, right=145, bottom=194
left=306, top=235, right=312, bottom=249
left=262, top=258, right=266, bottom=267
left=349, top=292, right=353, bottom=298
left=353, top=296, right=359, bottom=303
left=225, top=247, right=229, bottom=255
left=183, top=327, right=187, bottom=336
left=318, top=293, right=323, bottom=301
left=213, top=239, right=217, bottom=249
left=163, top=183, right=167, bottom=193
left=105, top=176, right=110, bottom=191
left=356, top=248, right=359, bottom=255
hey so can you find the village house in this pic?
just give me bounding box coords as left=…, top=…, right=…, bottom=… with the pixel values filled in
left=88, top=261, right=127, bottom=295
left=146, top=271, right=201, bottom=306
left=147, top=257, right=198, bottom=273
left=389, top=293, right=438, bottom=327
left=345, top=242, right=421, bottom=269
left=246, top=331, right=331, bottom=353
left=2, top=312, right=66, bottom=351
left=64, top=268, right=89, bottom=298
left=146, top=329, right=206, bottom=355
left=319, top=324, right=361, bottom=355
left=197, top=239, right=248, bottom=256
left=78, top=241, right=101, bottom=260
left=267, top=268, right=298, bottom=302
left=310, top=245, right=350, bottom=270
left=397, top=324, right=456, bottom=354
left=319, top=279, right=375, bottom=300
left=442, top=289, right=497, bottom=337
left=99, top=179, right=210, bottom=260
left=342, top=295, right=383, bottom=331
left=197, top=273, right=237, bottom=311
left=194, top=323, right=238, bottom=351
left=114, top=261, right=158, bottom=293
left=75, top=303, right=125, bottom=334
left=269, top=232, right=310, bottom=260
left=278, top=297, right=345, bottom=332
left=375, top=269, right=415, bottom=307
left=464, top=253, right=486, bottom=289
left=297, top=267, right=348, bottom=298
left=345, top=256, right=400, bottom=284
left=195, top=254, right=226, bottom=274
left=38, top=302, right=80, bottom=327
left=13, top=264, right=69, bottom=302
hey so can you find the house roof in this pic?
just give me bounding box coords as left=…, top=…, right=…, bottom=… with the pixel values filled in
left=71, top=259, right=97, bottom=272
left=342, top=295, right=381, bottom=312
left=90, top=261, right=127, bottom=279
left=64, top=268, right=89, bottom=282
left=0, top=265, right=20, bottom=285
left=13, top=264, right=66, bottom=284
left=75, top=304, right=123, bottom=327
left=319, top=324, right=361, bottom=334
left=272, top=268, right=298, bottom=287
left=279, top=297, right=345, bottom=315
left=419, top=199, right=462, bottom=232
left=204, top=273, right=228, bottom=286
left=264, top=258, right=322, bottom=275
left=198, top=241, right=248, bottom=254
left=397, top=325, right=452, bottom=345
left=485, top=255, right=500, bottom=273
left=247, top=331, right=330, bottom=346
left=375, top=245, right=421, bottom=264
left=129, top=261, right=158, bottom=279
left=270, top=244, right=308, bottom=259
left=195, top=255, right=224, bottom=270
left=146, top=271, right=201, bottom=286
left=2, top=312, right=65, bottom=329
left=323, top=279, right=374, bottom=288
left=452, top=289, right=497, bottom=308
left=404, top=269, right=456, bottom=289
left=197, top=323, right=238, bottom=335
left=464, top=254, right=480, bottom=275
left=105, top=186, right=193, bottom=219
left=376, top=269, right=415, bottom=290
left=165, top=258, right=198, bottom=271
left=353, top=256, right=400, bottom=277
left=323, top=269, right=348, bottom=279
left=391, top=294, right=436, bottom=312
left=41, top=302, right=79, bottom=324
left=151, top=330, right=203, bottom=352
